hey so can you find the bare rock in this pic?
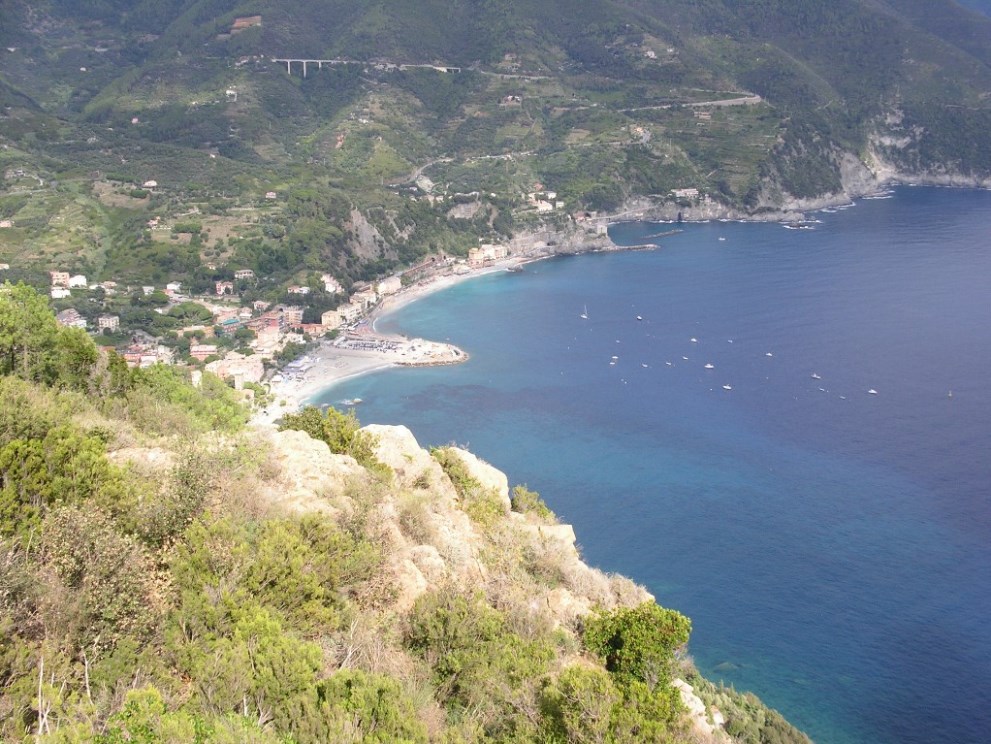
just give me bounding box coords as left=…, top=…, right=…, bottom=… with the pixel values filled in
left=408, top=544, right=448, bottom=584
left=363, top=424, right=456, bottom=500
left=262, top=428, right=364, bottom=513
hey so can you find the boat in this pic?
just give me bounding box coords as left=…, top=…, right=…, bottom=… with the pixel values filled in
left=765, top=352, right=773, bottom=357
left=867, top=389, right=878, bottom=395
left=722, top=384, right=732, bottom=390
left=690, top=337, right=698, bottom=343
left=636, top=315, right=643, bottom=321
left=339, top=397, right=363, bottom=406
left=704, top=363, right=714, bottom=369
left=611, top=355, right=619, bottom=360
left=641, top=363, right=649, bottom=368
left=580, top=305, right=588, bottom=320
left=718, top=237, right=726, bottom=241
left=811, top=373, right=821, bottom=380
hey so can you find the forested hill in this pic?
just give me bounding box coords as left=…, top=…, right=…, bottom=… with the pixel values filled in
left=2, top=0, right=991, bottom=287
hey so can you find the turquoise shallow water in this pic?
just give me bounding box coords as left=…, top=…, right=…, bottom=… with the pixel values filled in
left=314, top=188, right=991, bottom=744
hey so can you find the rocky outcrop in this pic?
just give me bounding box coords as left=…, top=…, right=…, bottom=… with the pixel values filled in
left=441, top=446, right=511, bottom=512
left=257, top=428, right=364, bottom=514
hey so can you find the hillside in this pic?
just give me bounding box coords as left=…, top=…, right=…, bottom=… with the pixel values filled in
left=0, top=282, right=811, bottom=742
left=2, top=0, right=991, bottom=295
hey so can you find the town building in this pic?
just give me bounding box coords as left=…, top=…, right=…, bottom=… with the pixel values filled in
left=671, top=187, right=700, bottom=199
left=97, top=315, right=120, bottom=332
left=338, top=302, right=364, bottom=324
left=166, top=281, right=182, bottom=294
left=468, top=243, right=509, bottom=267
left=234, top=269, right=255, bottom=280
left=350, top=288, right=377, bottom=309
left=279, top=305, right=304, bottom=326
left=49, top=271, right=70, bottom=287
left=215, top=280, right=234, bottom=296
left=50, top=288, right=71, bottom=299
left=68, top=275, right=88, bottom=289
left=190, top=344, right=219, bottom=362
left=287, top=285, right=310, bottom=295
left=321, top=309, right=343, bottom=329
left=377, top=276, right=402, bottom=296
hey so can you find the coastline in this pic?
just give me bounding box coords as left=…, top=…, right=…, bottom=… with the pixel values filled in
left=255, top=175, right=989, bottom=426
left=256, top=259, right=531, bottom=424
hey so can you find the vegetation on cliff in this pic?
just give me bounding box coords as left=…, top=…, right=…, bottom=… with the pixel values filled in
left=0, top=283, right=813, bottom=742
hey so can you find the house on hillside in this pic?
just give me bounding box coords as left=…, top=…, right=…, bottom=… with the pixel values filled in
left=321, top=274, right=343, bottom=294
left=287, top=285, right=310, bottom=295
left=50, top=271, right=70, bottom=287
left=231, top=15, right=262, bottom=33
left=215, top=281, right=234, bottom=296
left=50, top=288, right=71, bottom=299
left=279, top=305, right=304, bottom=326
left=97, top=315, right=120, bottom=332
left=68, top=274, right=88, bottom=288
left=234, top=269, right=255, bottom=280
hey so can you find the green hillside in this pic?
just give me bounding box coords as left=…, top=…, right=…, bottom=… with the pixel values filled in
left=2, top=0, right=991, bottom=287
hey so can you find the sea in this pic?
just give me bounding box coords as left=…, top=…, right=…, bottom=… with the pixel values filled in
left=313, top=187, right=991, bottom=744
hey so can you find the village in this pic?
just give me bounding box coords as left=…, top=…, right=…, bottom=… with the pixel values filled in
left=35, top=238, right=552, bottom=400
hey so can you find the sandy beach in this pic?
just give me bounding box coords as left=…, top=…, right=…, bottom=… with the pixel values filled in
left=255, top=260, right=522, bottom=424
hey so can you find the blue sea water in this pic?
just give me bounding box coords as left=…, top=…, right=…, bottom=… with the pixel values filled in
left=314, top=187, right=991, bottom=744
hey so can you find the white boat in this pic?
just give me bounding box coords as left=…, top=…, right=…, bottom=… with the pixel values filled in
left=690, top=337, right=698, bottom=343
left=867, top=389, right=878, bottom=395
left=722, top=384, right=732, bottom=390
left=718, top=237, right=726, bottom=241
left=636, top=315, right=643, bottom=321
left=611, top=355, right=619, bottom=360
left=811, top=373, right=821, bottom=380
left=641, top=363, right=649, bottom=368
left=339, top=397, right=363, bottom=406
left=765, top=352, right=773, bottom=357
left=704, top=363, right=714, bottom=369
left=580, top=305, right=588, bottom=319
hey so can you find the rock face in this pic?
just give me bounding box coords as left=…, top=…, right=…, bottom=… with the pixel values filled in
left=363, top=424, right=456, bottom=499
left=258, top=427, right=364, bottom=513
left=441, top=446, right=511, bottom=512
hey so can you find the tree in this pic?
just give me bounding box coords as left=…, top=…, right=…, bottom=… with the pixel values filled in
left=0, top=283, right=60, bottom=383
left=582, top=603, right=691, bottom=692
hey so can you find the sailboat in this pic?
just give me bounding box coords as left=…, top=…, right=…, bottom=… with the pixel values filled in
left=580, top=305, right=588, bottom=319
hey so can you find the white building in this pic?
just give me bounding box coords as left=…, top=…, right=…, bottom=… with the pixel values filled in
left=50, top=288, right=71, bottom=299
left=377, top=276, right=402, bottom=296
